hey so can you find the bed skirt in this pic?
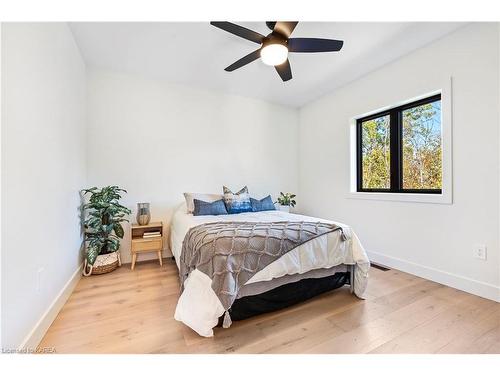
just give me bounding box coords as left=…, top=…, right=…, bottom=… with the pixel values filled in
left=217, top=271, right=350, bottom=323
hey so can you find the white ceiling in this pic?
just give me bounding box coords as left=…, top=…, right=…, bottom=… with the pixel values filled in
left=69, top=22, right=466, bottom=107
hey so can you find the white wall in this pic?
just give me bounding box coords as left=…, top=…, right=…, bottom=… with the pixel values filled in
left=87, top=68, right=299, bottom=263
left=1, top=23, right=87, bottom=348
left=298, top=23, right=500, bottom=301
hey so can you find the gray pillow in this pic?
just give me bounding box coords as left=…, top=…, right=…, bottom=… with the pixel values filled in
left=250, top=195, right=276, bottom=212
left=193, top=199, right=228, bottom=216
left=183, top=192, right=222, bottom=213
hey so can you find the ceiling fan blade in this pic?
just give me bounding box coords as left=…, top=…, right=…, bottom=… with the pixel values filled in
left=275, top=59, right=292, bottom=82
left=288, top=38, right=344, bottom=52
left=273, top=21, right=298, bottom=38
left=225, top=49, right=262, bottom=72
left=210, top=22, right=265, bottom=44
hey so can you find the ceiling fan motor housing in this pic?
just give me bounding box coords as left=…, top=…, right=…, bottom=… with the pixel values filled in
left=262, top=34, right=288, bottom=48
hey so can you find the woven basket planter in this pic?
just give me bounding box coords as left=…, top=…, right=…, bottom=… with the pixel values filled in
left=83, top=251, right=121, bottom=276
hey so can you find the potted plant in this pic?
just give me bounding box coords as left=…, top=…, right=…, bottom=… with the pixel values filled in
left=82, top=186, right=131, bottom=276
left=275, top=192, right=296, bottom=213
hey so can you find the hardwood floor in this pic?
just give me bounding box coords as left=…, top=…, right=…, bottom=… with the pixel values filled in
left=39, top=259, right=500, bottom=354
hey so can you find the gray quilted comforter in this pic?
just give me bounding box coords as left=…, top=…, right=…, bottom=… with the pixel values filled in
left=179, top=221, right=346, bottom=326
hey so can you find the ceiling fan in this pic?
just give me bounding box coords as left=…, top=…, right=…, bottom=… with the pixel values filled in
left=210, top=21, right=344, bottom=82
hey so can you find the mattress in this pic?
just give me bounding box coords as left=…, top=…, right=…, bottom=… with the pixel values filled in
left=170, top=203, right=370, bottom=336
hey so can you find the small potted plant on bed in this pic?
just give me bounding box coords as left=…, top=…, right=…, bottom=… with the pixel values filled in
left=81, top=186, right=131, bottom=276
left=275, top=192, right=296, bottom=213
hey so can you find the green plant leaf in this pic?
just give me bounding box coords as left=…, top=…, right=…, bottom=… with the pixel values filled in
left=114, top=223, right=124, bottom=238
left=107, top=237, right=120, bottom=252
left=82, top=187, right=98, bottom=196
left=86, top=245, right=100, bottom=266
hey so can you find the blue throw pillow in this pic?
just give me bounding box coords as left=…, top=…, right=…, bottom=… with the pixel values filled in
left=193, top=199, right=228, bottom=216
left=250, top=195, right=276, bottom=212
left=223, top=186, right=252, bottom=214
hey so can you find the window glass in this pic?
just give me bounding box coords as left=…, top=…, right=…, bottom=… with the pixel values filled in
left=361, top=114, right=391, bottom=189
left=402, top=100, right=442, bottom=190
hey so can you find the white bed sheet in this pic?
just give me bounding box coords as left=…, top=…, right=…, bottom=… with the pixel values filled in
left=170, top=203, right=370, bottom=337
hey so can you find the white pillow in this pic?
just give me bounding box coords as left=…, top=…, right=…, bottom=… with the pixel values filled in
left=183, top=192, right=223, bottom=214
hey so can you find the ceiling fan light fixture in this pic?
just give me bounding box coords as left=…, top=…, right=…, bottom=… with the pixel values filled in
left=260, top=43, right=288, bottom=66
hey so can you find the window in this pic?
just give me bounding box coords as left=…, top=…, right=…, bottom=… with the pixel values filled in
left=356, top=94, right=442, bottom=194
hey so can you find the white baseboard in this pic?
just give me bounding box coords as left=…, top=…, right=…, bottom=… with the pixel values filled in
left=18, top=263, right=83, bottom=350
left=367, top=250, right=500, bottom=302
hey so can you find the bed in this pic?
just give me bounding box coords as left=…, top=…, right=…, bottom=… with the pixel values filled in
left=170, top=202, right=370, bottom=337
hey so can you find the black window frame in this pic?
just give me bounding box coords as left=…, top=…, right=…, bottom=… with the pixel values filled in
left=356, top=94, right=442, bottom=194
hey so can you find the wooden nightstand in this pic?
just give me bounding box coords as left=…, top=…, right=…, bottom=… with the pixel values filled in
left=130, top=222, right=163, bottom=270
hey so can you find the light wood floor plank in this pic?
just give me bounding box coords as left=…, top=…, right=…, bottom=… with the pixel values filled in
left=38, top=259, right=500, bottom=354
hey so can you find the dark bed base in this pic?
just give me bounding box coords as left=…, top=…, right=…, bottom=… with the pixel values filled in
left=217, top=272, right=351, bottom=325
